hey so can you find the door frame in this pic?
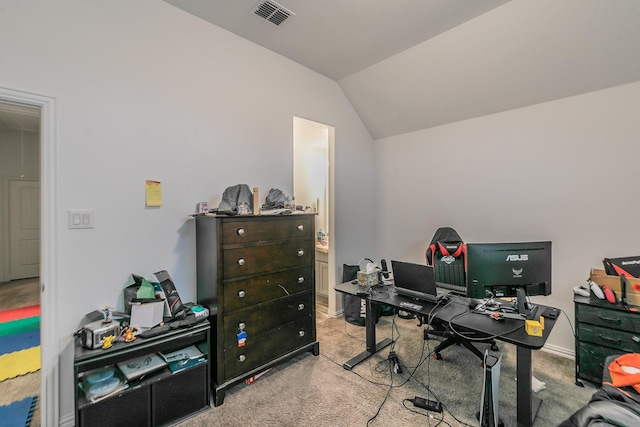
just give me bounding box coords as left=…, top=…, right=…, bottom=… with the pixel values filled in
left=0, top=86, right=58, bottom=427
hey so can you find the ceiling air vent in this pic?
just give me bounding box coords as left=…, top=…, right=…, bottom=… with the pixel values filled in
left=254, top=1, right=294, bottom=26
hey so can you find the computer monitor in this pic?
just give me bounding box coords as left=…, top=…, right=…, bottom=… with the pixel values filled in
left=466, top=241, right=552, bottom=298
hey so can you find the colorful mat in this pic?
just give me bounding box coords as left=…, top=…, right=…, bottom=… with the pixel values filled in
left=0, top=305, right=40, bottom=323
left=0, top=305, right=40, bottom=382
left=0, top=330, right=40, bottom=356
left=0, top=346, right=41, bottom=382
left=0, top=395, right=38, bottom=427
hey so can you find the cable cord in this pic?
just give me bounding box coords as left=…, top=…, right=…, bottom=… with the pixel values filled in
left=446, top=310, right=522, bottom=342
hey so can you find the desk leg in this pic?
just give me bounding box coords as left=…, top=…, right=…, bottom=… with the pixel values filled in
left=516, top=346, right=542, bottom=427
left=343, top=298, right=393, bottom=370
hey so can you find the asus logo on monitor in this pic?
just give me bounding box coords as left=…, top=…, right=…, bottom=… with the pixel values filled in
left=506, top=254, right=528, bottom=261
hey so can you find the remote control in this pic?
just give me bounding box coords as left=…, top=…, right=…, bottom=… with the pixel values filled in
left=590, top=281, right=605, bottom=299
left=573, top=286, right=590, bottom=297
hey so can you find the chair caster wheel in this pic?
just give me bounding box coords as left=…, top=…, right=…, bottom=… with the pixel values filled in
left=433, top=352, right=442, bottom=360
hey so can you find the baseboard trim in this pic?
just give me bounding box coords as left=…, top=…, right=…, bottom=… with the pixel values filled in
left=328, top=309, right=343, bottom=318
left=542, top=343, right=574, bottom=360
left=59, top=412, right=74, bottom=427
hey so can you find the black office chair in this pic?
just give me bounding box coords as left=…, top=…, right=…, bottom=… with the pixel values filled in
left=423, top=227, right=498, bottom=361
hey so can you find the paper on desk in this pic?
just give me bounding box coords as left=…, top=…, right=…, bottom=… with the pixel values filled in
left=130, top=300, right=164, bottom=329
left=136, top=279, right=156, bottom=299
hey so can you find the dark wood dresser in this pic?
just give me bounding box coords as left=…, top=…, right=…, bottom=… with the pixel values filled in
left=196, top=213, right=319, bottom=406
left=574, top=295, right=640, bottom=385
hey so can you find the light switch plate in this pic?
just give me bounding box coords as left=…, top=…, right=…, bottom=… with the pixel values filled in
left=68, top=209, right=94, bottom=229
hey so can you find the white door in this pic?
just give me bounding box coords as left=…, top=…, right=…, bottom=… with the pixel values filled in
left=9, top=179, right=40, bottom=279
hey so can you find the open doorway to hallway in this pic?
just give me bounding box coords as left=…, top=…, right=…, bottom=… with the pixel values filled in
left=293, top=117, right=334, bottom=319
left=0, top=101, right=41, bottom=425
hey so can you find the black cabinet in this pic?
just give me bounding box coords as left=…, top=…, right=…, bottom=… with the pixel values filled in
left=196, top=214, right=320, bottom=406
left=74, top=322, right=211, bottom=427
left=574, top=295, right=640, bottom=385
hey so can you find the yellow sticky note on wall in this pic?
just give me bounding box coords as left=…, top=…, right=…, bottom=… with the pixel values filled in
left=146, top=180, right=162, bottom=207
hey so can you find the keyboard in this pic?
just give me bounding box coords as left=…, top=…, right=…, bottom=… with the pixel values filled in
left=398, top=301, right=422, bottom=311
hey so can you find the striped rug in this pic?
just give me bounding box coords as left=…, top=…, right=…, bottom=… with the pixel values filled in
left=0, top=305, right=40, bottom=382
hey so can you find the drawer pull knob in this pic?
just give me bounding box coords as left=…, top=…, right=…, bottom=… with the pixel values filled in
left=238, top=290, right=246, bottom=298
left=297, top=224, right=304, bottom=231
left=298, top=276, right=305, bottom=284
left=237, top=258, right=245, bottom=266
left=238, top=322, right=245, bottom=330
left=298, top=330, right=305, bottom=337
left=237, top=228, right=245, bottom=236
left=298, top=303, right=305, bottom=310
left=238, top=355, right=246, bottom=362
left=297, top=249, right=304, bottom=257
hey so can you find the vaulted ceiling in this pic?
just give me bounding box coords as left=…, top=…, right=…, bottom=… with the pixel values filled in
left=168, top=1, right=640, bottom=139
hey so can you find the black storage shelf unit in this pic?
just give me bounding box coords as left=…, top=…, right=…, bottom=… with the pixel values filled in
left=74, top=321, right=211, bottom=427
left=574, top=295, right=640, bottom=385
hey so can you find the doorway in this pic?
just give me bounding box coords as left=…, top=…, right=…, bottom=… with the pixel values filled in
left=293, top=117, right=335, bottom=318
left=0, top=88, right=57, bottom=427
left=1, top=102, right=40, bottom=283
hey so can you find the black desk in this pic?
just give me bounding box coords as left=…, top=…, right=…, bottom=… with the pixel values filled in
left=335, top=282, right=559, bottom=427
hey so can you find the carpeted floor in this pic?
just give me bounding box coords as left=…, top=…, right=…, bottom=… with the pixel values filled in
left=179, top=313, right=595, bottom=427
left=0, top=278, right=41, bottom=427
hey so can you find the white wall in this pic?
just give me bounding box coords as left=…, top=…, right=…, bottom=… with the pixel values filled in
left=0, top=1, right=376, bottom=422
left=374, top=81, right=640, bottom=354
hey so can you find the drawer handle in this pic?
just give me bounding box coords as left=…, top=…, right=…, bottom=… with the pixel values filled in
left=600, top=335, right=621, bottom=344
left=298, top=330, right=305, bottom=337
left=237, top=228, right=245, bottom=236
left=298, top=303, right=305, bottom=310
left=597, top=315, right=621, bottom=323
left=237, top=258, right=245, bottom=266
left=238, top=290, right=246, bottom=298
left=298, top=276, right=305, bottom=284
left=297, top=249, right=304, bottom=257
left=238, top=355, right=246, bottom=363
left=297, top=224, right=304, bottom=231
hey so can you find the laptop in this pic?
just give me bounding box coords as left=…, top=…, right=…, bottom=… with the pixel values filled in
left=391, top=260, right=451, bottom=302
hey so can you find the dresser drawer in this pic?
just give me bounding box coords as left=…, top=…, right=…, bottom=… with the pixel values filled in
left=223, top=267, right=313, bottom=312
left=223, top=317, right=314, bottom=380
left=576, top=303, right=640, bottom=332
left=222, top=292, right=313, bottom=349
left=578, top=323, right=640, bottom=353
left=577, top=341, right=621, bottom=384
left=223, top=240, right=313, bottom=279
left=221, top=217, right=313, bottom=245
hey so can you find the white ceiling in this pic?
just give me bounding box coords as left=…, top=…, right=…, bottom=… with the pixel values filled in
left=5, top=1, right=639, bottom=140
left=164, top=0, right=640, bottom=140
left=164, top=0, right=510, bottom=81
